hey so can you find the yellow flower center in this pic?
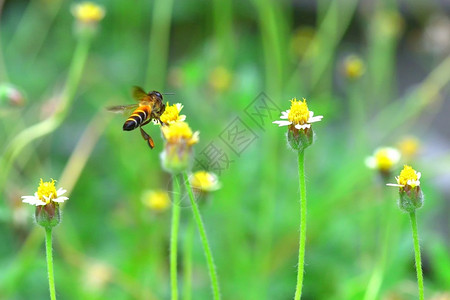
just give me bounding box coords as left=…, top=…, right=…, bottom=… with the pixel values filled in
left=398, top=136, right=419, bottom=158
left=190, top=171, right=218, bottom=191
left=288, top=98, right=310, bottom=125
left=398, top=165, right=418, bottom=186
left=72, top=2, right=105, bottom=23
left=143, top=190, right=170, bottom=212
left=375, top=149, right=396, bottom=171
left=160, top=103, right=180, bottom=124
left=36, top=179, right=57, bottom=203
left=161, top=121, right=199, bottom=145
left=344, top=55, right=365, bottom=79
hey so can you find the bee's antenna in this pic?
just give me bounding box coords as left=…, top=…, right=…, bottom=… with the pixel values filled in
left=163, top=92, right=175, bottom=95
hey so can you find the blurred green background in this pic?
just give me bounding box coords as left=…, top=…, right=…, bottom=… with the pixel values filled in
left=0, top=0, right=449, bottom=299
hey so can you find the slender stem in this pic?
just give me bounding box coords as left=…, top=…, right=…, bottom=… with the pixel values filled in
left=171, top=175, right=181, bottom=300
left=45, top=227, right=56, bottom=300
left=182, top=172, right=220, bottom=300
left=409, top=211, right=424, bottom=300
left=182, top=219, right=195, bottom=300
left=294, top=150, right=306, bottom=300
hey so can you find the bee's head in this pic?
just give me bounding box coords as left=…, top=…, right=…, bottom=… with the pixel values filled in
left=151, top=91, right=163, bottom=101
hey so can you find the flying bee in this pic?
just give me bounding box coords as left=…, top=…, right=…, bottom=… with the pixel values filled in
left=108, top=86, right=166, bottom=149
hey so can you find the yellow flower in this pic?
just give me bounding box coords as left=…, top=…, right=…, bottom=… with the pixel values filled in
left=161, top=121, right=199, bottom=146
left=365, top=147, right=401, bottom=172
left=190, top=171, right=221, bottom=192
left=397, top=136, right=420, bottom=159
left=22, top=179, right=68, bottom=206
left=159, top=102, right=186, bottom=125
left=343, top=55, right=365, bottom=79
left=387, top=165, right=421, bottom=189
left=209, top=66, right=232, bottom=92
left=71, top=2, right=105, bottom=24
left=142, top=190, right=171, bottom=212
left=273, top=98, right=323, bottom=130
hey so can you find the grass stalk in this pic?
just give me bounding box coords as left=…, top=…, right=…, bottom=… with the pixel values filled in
left=294, top=150, right=307, bottom=300
left=409, top=211, right=424, bottom=300
left=45, top=227, right=56, bottom=300
left=171, top=174, right=181, bottom=300
left=182, top=172, right=220, bottom=300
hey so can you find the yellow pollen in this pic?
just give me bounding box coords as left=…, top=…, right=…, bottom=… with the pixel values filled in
left=288, top=98, right=310, bottom=125
left=72, top=2, right=105, bottom=24
left=36, top=179, right=57, bottom=203
left=160, top=103, right=181, bottom=124
left=398, top=165, right=418, bottom=186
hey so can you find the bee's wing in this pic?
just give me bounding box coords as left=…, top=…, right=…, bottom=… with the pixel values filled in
left=132, top=86, right=148, bottom=102
left=106, top=104, right=139, bottom=115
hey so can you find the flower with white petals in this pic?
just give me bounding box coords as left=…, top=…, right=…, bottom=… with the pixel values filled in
left=22, top=179, right=69, bottom=206
left=387, top=165, right=421, bottom=189
left=365, top=147, right=401, bottom=172
left=273, top=98, right=323, bottom=130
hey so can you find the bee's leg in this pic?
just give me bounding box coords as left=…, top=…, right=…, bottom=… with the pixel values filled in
left=139, top=126, right=154, bottom=149
left=157, top=118, right=164, bottom=126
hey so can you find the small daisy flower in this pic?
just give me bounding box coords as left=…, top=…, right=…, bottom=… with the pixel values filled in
left=22, top=179, right=68, bottom=206
left=190, top=171, right=221, bottom=192
left=273, top=98, right=323, bottom=130
left=161, top=121, right=199, bottom=146
left=365, top=147, right=401, bottom=173
left=71, top=2, right=105, bottom=24
left=342, top=54, right=365, bottom=80
left=142, top=190, right=171, bottom=213
left=160, top=121, right=199, bottom=173
left=159, top=102, right=186, bottom=125
left=397, top=136, right=420, bottom=160
left=387, top=165, right=421, bottom=189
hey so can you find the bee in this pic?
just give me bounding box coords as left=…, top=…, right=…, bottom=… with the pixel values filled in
left=108, top=86, right=166, bottom=149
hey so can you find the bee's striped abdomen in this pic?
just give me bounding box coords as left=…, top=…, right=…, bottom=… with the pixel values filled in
left=123, top=106, right=150, bottom=131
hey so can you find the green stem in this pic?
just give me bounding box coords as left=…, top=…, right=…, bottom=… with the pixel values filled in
left=409, top=211, right=424, bottom=300
left=45, top=227, right=56, bottom=300
left=171, top=175, right=181, bottom=300
left=294, top=150, right=306, bottom=300
left=182, top=172, right=220, bottom=300
left=182, top=219, right=195, bottom=300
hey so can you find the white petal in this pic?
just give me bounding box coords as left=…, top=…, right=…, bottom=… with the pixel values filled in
left=309, top=115, right=323, bottom=123
left=386, top=183, right=403, bottom=187
left=273, top=120, right=291, bottom=126
left=178, top=115, right=186, bottom=122
left=364, top=157, right=376, bottom=169
left=280, top=114, right=289, bottom=119
left=54, top=196, right=69, bottom=203
left=175, top=103, right=183, bottom=112
left=416, top=172, right=421, bottom=180
left=57, top=188, right=67, bottom=196
left=22, top=196, right=46, bottom=206
left=295, top=123, right=311, bottom=129
left=309, top=111, right=314, bottom=118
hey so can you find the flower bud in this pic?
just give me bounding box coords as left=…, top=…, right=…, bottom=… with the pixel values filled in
left=398, top=186, right=424, bottom=213
left=287, top=127, right=314, bottom=151
left=35, top=202, right=61, bottom=229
